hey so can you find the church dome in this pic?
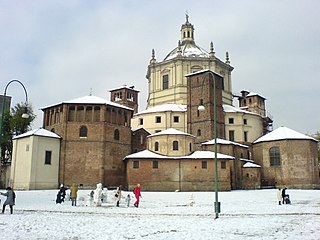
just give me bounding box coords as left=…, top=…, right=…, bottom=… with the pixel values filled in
left=164, top=42, right=209, bottom=61
left=164, top=15, right=210, bottom=61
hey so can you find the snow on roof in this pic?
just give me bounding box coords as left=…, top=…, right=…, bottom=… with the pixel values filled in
left=109, top=85, right=140, bottom=92
left=41, top=95, right=133, bottom=111
left=134, top=104, right=187, bottom=116
left=185, top=69, right=223, bottom=78
left=240, top=158, right=254, bottom=163
left=243, top=162, right=261, bottom=168
left=13, top=128, right=61, bottom=140
left=246, top=92, right=266, bottom=100
left=223, top=104, right=258, bottom=116
left=185, top=151, right=234, bottom=160
left=253, top=126, right=318, bottom=144
left=124, top=150, right=234, bottom=160
left=164, top=42, right=210, bottom=61
left=148, top=128, right=195, bottom=138
left=202, top=138, right=249, bottom=148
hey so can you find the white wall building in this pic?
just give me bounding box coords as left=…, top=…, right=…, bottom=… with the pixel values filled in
left=10, top=128, right=61, bottom=190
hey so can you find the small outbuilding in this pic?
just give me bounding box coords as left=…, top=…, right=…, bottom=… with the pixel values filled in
left=10, top=128, right=61, bottom=190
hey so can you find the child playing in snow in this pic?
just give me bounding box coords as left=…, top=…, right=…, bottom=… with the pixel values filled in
left=125, top=194, right=131, bottom=207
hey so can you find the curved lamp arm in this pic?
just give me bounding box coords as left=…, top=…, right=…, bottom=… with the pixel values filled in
left=3, top=79, right=29, bottom=119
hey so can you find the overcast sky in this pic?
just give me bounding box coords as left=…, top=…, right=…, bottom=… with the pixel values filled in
left=1, top=0, right=319, bottom=134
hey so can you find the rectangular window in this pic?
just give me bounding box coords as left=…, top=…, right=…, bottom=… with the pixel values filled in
left=155, top=116, right=161, bottom=123
left=163, top=74, right=169, bottom=90
left=229, top=130, right=235, bottom=142
left=173, top=116, right=179, bottom=123
left=173, top=141, right=179, bottom=151
left=229, top=118, right=234, bottom=124
left=270, top=147, right=281, bottom=166
left=152, top=161, right=158, bottom=169
left=244, top=131, right=248, bottom=142
left=26, top=144, right=29, bottom=151
left=45, top=151, right=52, bottom=165
left=202, top=161, right=207, bottom=169
left=243, top=119, right=247, bottom=125
left=139, top=118, right=143, bottom=125
left=133, top=161, right=139, bottom=169
left=221, top=161, right=226, bottom=169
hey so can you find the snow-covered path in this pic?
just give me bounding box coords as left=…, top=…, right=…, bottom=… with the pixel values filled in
left=0, top=189, right=319, bottom=239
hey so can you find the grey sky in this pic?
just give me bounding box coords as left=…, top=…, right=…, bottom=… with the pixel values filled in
left=1, top=0, right=319, bottom=134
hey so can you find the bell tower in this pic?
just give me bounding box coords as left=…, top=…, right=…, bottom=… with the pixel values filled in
left=109, top=85, right=139, bottom=113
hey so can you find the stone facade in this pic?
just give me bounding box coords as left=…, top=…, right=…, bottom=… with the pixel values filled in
left=131, top=128, right=150, bottom=153
left=125, top=157, right=233, bottom=191
left=186, top=70, right=225, bottom=144
left=253, top=139, right=319, bottom=189
left=241, top=165, right=261, bottom=190
left=202, top=139, right=251, bottom=189
left=125, top=129, right=234, bottom=191
left=41, top=96, right=133, bottom=188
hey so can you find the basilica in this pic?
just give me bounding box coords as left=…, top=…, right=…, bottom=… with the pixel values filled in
left=7, top=16, right=320, bottom=191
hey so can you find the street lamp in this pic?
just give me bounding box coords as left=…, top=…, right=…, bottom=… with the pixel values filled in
left=0, top=80, right=29, bottom=156
left=198, top=70, right=220, bottom=219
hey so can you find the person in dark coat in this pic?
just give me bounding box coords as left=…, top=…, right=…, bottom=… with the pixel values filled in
left=59, top=184, right=66, bottom=202
left=56, top=191, right=62, bottom=204
left=282, top=187, right=287, bottom=204
left=0, top=187, right=15, bottom=214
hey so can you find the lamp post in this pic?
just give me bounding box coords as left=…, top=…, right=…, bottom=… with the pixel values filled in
left=0, top=80, right=29, bottom=160
left=197, top=70, right=220, bottom=219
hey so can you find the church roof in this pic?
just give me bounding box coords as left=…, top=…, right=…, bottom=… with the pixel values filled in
left=13, top=128, right=61, bottom=140
left=202, top=138, right=249, bottom=148
left=243, top=162, right=261, bottom=168
left=253, top=126, right=318, bottom=144
left=148, top=128, right=194, bottom=138
left=223, top=104, right=260, bottom=116
left=164, top=42, right=210, bottom=61
left=124, top=149, right=234, bottom=160
left=41, top=95, right=133, bottom=111
left=109, top=85, right=140, bottom=92
left=134, top=104, right=187, bottom=116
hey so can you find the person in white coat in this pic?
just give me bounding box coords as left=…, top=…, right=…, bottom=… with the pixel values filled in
left=115, top=185, right=122, bottom=207
left=277, top=188, right=282, bottom=205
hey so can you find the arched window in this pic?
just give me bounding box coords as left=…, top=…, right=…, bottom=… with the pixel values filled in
left=269, top=147, right=281, bottom=166
left=173, top=141, right=179, bottom=151
left=79, top=126, right=88, bottom=138
left=155, top=142, right=159, bottom=151
left=114, top=129, right=120, bottom=141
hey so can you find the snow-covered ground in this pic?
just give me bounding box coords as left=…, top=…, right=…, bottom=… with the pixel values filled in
left=0, top=189, right=319, bottom=240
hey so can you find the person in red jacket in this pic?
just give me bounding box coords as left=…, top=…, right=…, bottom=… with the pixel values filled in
left=133, top=184, right=141, bottom=207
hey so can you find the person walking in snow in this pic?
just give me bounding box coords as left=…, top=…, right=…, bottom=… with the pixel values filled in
left=0, top=187, right=15, bottom=214
left=133, top=183, right=141, bottom=208
left=115, top=185, right=122, bottom=207
left=59, top=184, right=67, bottom=202
left=70, top=183, right=78, bottom=206
left=125, top=194, right=131, bottom=207
left=277, top=189, right=282, bottom=205
left=282, top=187, right=287, bottom=204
